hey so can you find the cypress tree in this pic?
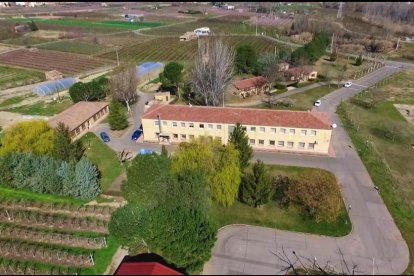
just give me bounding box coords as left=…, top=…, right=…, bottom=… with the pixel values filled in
left=52, top=122, right=84, bottom=162
left=108, top=99, right=128, bottom=130
left=229, top=123, right=253, bottom=171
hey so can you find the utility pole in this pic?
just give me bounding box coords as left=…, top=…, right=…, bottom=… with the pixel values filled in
left=255, top=18, right=258, bottom=36
left=396, top=37, right=400, bottom=50
left=337, top=2, right=343, bottom=19
left=330, top=33, right=335, bottom=54
left=274, top=46, right=277, bottom=57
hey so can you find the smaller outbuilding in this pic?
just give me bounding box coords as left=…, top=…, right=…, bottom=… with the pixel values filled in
left=233, top=76, right=270, bottom=98
left=115, top=254, right=183, bottom=275
left=45, top=70, right=63, bottom=81
left=285, top=66, right=318, bottom=82
left=179, top=31, right=197, bottom=42
left=154, top=91, right=171, bottom=103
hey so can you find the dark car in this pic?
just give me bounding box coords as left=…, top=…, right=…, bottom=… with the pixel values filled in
left=131, top=129, right=142, bottom=141
left=100, top=132, right=110, bottom=142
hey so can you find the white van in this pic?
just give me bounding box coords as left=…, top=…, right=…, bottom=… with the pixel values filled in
left=194, top=27, right=210, bottom=36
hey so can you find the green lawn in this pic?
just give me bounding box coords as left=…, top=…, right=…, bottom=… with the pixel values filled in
left=80, top=132, right=124, bottom=192
left=5, top=98, right=73, bottom=116
left=0, top=96, right=26, bottom=108
left=337, top=71, right=414, bottom=274
left=211, top=165, right=351, bottom=237
left=81, top=236, right=119, bottom=275
left=38, top=40, right=108, bottom=55
left=0, top=66, right=45, bottom=90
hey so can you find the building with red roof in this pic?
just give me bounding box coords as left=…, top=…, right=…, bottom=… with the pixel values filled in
left=233, top=76, right=270, bottom=98
left=141, top=104, right=333, bottom=155
left=114, top=254, right=183, bottom=275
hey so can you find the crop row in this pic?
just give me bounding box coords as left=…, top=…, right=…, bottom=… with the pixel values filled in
left=0, top=258, right=77, bottom=275
left=0, top=208, right=108, bottom=234
left=0, top=239, right=93, bottom=268
left=0, top=198, right=114, bottom=221
left=0, top=224, right=106, bottom=250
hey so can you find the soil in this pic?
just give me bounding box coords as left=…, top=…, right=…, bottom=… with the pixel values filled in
left=394, top=104, right=414, bottom=126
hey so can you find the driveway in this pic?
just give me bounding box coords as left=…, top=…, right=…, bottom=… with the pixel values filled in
left=203, top=65, right=409, bottom=275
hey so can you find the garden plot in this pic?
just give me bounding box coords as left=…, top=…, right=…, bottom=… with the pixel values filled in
left=0, top=65, right=45, bottom=90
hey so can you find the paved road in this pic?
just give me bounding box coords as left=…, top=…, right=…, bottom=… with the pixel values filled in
left=203, top=65, right=410, bottom=275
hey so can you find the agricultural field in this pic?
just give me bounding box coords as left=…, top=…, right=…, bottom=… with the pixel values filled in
left=98, top=35, right=290, bottom=64
left=2, top=36, right=56, bottom=46
left=38, top=40, right=108, bottom=55
left=4, top=97, right=73, bottom=116
left=0, top=66, right=45, bottom=90
left=386, top=42, right=414, bottom=63
left=0, top=187, right=119, bottom=275
left=0, top=48, right=114, bottom=75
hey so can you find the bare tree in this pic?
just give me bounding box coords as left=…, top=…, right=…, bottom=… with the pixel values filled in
left=191, top=37, right=235, bottom=106
left=109, top=64, right=138, bottom=112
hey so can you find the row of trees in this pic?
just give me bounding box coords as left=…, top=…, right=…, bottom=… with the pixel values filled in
left=291, top=32, right=330, bottom=65
left=69, top=77, right=108, bottom=103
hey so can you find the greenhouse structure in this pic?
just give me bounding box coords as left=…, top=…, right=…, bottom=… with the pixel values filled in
left=33, top=78, right=77, bottom=96
left=136, top=62, right=165, bottom=84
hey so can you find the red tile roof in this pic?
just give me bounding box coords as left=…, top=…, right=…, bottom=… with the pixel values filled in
left=115, top=262, right=182, bottom=275
left=234, top=76, right=267, bottom=90
left=142, top=104, right=332, bottom=130
left=286, top=65, right=315, bottom=76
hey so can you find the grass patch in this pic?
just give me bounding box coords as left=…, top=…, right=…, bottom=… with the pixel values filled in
left=0, top=66, right=45, bottom=90
left=5, top=97, right=73, bottom=116
left=81, top=132, right=124, bottom=192
left=38, top=40, right=107, bottom=55
left=146, top=77, right=160, bottom=85
left=0, top=96, right=26, bottom=108
left=211, top=164, right=351, bottom=237
left=81, top=235, right=119, bottom=275
left=2, top=36, right=56, bottom=46
left=337, top=70, right=414, bottom=274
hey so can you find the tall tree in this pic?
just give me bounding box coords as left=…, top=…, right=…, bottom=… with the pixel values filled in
left=108, top=99, right=128, bottom=130
left=52, top=122, right=84, bottom=162
left=239, top=160, right=274, bottom=208
left=191, top=38, right=234, bottom=106
left=0, top=120, right=54, bottom=156
left=235, top=44, right=258, bottom=74
left=68, top=80, right=106, bottom=103
left=159, top=62, right=184, bottom=99
left=109, top=64, right=138, bottom=112
left=229, top=123, right=253, bottom=171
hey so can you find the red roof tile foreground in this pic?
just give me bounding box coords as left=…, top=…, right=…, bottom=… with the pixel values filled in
left=115, top=262, right=182, bottom=275
left=233, top=76, right=267, bottom=90
left=143, top=104, right=332, bottom=130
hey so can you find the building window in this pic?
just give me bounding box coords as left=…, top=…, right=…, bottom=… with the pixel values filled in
left=181, top=134, right=187, bottom=140
left=173, top=134, right=178, bottom=139
left=242, top=126, right=247, bottom=131
left=181, top=122, right=186, bottom=128
left=269, top=140, right=275, bottom=146
left=173, top=122, right=177, bottom=127
left=310, top=130, right=317, bottom=136
left=208, top=124, right=213, bottom=129
left=270, top=128, right=276, bottom=134
left=259, top=127, right=265, bottom=133
left=189, top=135, right=194, bottom=140
left=199, top=123, right=204, bottom=128
left=217, top=124, right=222, bottom=130
left=277, top=141, right=284, bottom=147
left=189, top=122, right=194, bottom=128
left=163, top=121, right=167, bottom=126
left=301, top=130, right=307, bottom=135
left=308, top=143, right=315, bottom=150
left=287, top=141, right=294, bottom=148
left=75, top=128, right=80, bottom=135
left=258, top=139, right=264, bottom=146
left=280, top=128, right=286, bottom=134
left=298, top=142, right=305, bottom=149
left=250, top=126, right=256, bottom=132
left=249, top=139, right=255, bottom=145
left=289, top=129, right=295, bottom=135
left=155, top=121, right=159, bottom=126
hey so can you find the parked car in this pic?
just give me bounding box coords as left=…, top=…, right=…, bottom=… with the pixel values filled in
left=131, top=129, right=142, bottom=141
left=344, top=81, right=352, bottom=88
left=314, top=100, right=322, bottom=107
left=139, top=148, right=155, bottom=155
left=100, top=132, right=110, bottom=142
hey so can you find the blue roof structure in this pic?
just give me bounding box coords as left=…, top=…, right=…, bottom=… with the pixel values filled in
left=136, top=62, right=164, bottom=76
left=33, top=78, right=77, bottom=96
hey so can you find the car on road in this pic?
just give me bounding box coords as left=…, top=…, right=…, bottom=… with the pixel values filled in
left=131, top=129, right=142, bottom=141
left=100, top=132, right=110, bottom=142
left=139, top=148, right=155, bottom=155
left=314, top=100, right=322, bottom=107
left=344, top=81, right=353, bottom=88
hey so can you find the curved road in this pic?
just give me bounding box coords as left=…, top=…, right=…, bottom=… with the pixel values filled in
left=203, top=64, right=410, bottom=275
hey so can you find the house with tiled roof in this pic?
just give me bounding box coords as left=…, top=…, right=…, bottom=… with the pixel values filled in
left=285, top=65, right=318, bottom=82
left=233, top=76, right=270, bottom=98
left=141, top=104, right=333, bottom=155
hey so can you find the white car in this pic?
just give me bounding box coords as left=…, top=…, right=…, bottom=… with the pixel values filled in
left=314, top=100, right=321, bottom=107
left=344, top=82, right=353, bottom=88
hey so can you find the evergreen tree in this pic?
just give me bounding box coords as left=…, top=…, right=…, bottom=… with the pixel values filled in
left=229, top=123, right=253, bottom=171
left=235, top=45, right=258, bottom=74
left=161, top=145, right=168, bottom=157
left=72, top=158, right=101, bottom=200
left=52, top=122, right=84, bottom=162
left=239, top=160, right=274, bottom=208
left=355, top=54, right=363, bottom=66
left=108, top=99, right=128, bottom=130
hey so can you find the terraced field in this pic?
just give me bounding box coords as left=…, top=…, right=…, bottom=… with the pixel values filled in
left=0, top=65, right=45, bottom=90
left=98, top=35, right=290, bottom=63
left=0, top=49, right=114, bottom=75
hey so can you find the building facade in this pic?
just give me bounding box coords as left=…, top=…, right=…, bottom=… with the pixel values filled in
left=142, top=105, right=333, bottom=155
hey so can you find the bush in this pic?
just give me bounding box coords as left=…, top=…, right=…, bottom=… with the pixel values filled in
left=69, top=78, right=107, bottom=103
left=355, top=54, right=363, bottom=66
left=291, top=32, right=330, bottom=65
left=350, top=97, right=374, bottom=108
left=274, top=82, right=287, bottom=90
left=108, top=99, right=128, bottom=130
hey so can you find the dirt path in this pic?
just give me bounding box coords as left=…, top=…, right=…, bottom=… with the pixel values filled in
left=103, top=247, right=128, bottom=275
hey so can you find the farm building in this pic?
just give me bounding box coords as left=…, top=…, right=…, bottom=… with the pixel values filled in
left=136, top=62, right=165, bottom=85
left=285, top=66, right=318, bottom=82
left=179, top=32, right=197, bottom=42
left=154, top=92, right=171, bottom=103
left=141, top=104, right=333, bottom=155
left=33, top=77, right=76, bottom=96
left=13, top=24, right=31, bottom=33
left=45, top=70, right=63, bottom=81
left=194, top=27, right=210, bottom=36
left=48, top=101, right=109, bottom=140
left=233, top=76, right=270, bottom=98
left=115, top=254, right=182, bottom=275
